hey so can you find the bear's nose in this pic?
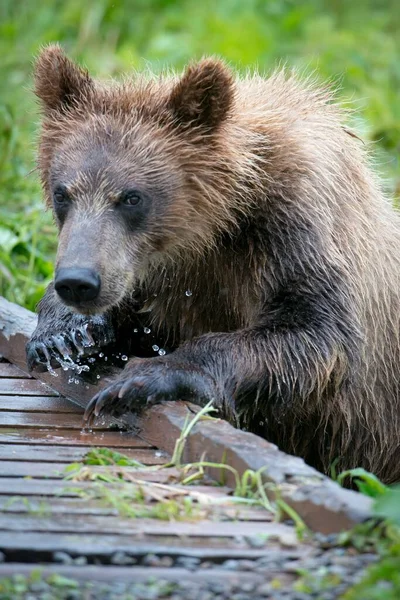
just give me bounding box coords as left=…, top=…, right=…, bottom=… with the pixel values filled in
left=55, top=268, right=101, bottom=304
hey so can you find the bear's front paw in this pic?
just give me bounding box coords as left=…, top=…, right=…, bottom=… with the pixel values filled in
left=26, top=315, right=115, bottom=373
left=83, top=357, right=219, bottom=426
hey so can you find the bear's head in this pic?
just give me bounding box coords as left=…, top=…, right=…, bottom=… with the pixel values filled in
left=34, top=45, right=237, bottom=314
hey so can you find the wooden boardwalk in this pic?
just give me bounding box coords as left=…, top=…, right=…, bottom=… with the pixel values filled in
left=0, top=358, right=307, bottom=588
left=0, top=297, right=376, bottom=597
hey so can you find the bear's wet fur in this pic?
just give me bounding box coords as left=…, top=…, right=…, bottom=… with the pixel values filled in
left=28, top=45, right=400, bottom=483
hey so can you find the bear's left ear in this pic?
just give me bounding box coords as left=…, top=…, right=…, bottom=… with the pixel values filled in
left=168, top=58, right=234, bottom=132
left=34, top=44, right=94, bottom=114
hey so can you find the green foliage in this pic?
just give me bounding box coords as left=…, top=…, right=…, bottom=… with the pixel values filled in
left=0, top=0, right=399, bottom=308
left=337, top=467, right=388, bottom=498
left=336, top=469, right=400, bottom=598
left=83, top=447, right=145, bottom=467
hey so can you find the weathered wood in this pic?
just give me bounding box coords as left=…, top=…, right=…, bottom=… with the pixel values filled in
left=0, top=296, right=117, bottom=407
left=0, top=428, right=151, bottom=448
left=0, top=363, right=31, bottom=378
left=0, top=378, right=59, bottom=396
left=0, top=496, right=272, bottom=521
left=0, top=395, right=81, bottom=412
left=0, top=475, right=229, bottom=495
left=0, top=443, right=163, bottom=463
left=0, top=563, right=275, bottom=585
left=0, top=412, right=105, bottom=428
left=0, top=513, right=296, bottom=540
left=0, top=531, right=300, bottom=558
left=0, top=296, right=373, bottom=533
left=0, top=461, right=183, bottom=478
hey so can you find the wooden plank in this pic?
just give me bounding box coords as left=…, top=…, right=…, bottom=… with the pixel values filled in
left=0, top=531, right=297, bottom=556
left=0, top=477, right=230, bottom=497
left=0, top=395, right=82, bottom=413
left=0, top=428, right=151, bottom=448
left=0, top=412, right=113, bottom=428
left=0, top=460, right=168, bottom=477
left=0, top=531, right=297, bottom=558
left=0, top=513, right=294, bottom=540
left=0, top=296, right=116, bottom=407
left=0, top=563, right=270, bottom=585
left=0, top=444, right=165, bottom=464
left=0, top=496, right=271, bottom=521
left=0, top=296, right=373, bottom=534
left=0, top=378, right=59, bottom=396
left=0, top=363, right=31, bottom=378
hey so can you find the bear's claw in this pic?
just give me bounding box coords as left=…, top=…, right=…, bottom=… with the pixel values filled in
left=26, top=321, right=115, bottom=373
left=83, top=357, right=219, bottom=427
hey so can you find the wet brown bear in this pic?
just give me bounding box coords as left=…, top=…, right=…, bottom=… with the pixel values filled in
left=27, top=44, right=400, bottom=483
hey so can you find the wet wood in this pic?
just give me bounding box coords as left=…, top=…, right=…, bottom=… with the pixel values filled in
left=0, top=461, right=185, bottom=478
left=0, top=395, right=81, bottom=412
left=0, top=295, right=373, bottom=534
left=0, top=428, right=150, bottom=447
left=0, top=378, right=59, bottom=396
left=0, top=412, right=103, bottom=428
left=0, top=363, right=31, bottom=378
left=0, top=443, right=163, bottom=463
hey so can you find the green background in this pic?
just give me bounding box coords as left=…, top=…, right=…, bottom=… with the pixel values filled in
left=1, top=0, right=399, bottom=310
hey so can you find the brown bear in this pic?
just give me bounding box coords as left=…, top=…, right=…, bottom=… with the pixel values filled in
left=27, top=44, right=400, bottom=483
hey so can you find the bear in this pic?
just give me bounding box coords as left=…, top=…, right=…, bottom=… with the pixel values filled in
left=27, top=44, right=400, bottom=484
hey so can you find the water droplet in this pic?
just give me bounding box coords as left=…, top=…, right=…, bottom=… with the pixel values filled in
left=152, top=345, right=159, bottom=352
left=143, top=327, right=151, bottom=334
left=99, top=352, right=104, bottom=358
left=121, top=355, right=128, bottom=361
left=185, top=290, right=192, bottom=297
left=158, top=349, right=166, bottom=356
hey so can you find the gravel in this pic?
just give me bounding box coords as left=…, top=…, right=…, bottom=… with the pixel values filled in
left=3, top=540, right=379, bottom=599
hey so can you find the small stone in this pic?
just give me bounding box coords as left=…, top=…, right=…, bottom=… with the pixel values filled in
left=158, top=555, right=173, bottom=567
left=239, top=581, right=256, bottom=592
left=53, top=551, right=73, bottom=564
left=73, top=555, right=88, bottom=565
left=237, top=559, right=256, bottom=571
left=176, top=556, right=200, bottom=570
left=221, top=559, right=239, bottom=570
left=142, top=553, right=161, bottom=566
left=245, top=534, right=267, bottom=548
left=111, top=551, right=136, bottom=565
left=257, top=583, right=273, bottom=596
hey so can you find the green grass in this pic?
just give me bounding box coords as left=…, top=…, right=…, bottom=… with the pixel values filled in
left=1, top=0, right=400, bottom=309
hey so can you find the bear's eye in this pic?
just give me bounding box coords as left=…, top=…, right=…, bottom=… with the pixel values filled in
left=53, top=186, right=69, bottom=206
left=120, top=190, right=142, bottom=207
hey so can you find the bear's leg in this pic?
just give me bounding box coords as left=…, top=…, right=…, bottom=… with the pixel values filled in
left=26, top=282, right=116, bottom=372
left=83, top=300, right=355, bottom=427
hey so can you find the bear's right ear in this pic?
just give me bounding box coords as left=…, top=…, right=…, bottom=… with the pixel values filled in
left=34, top=44, right=94, bottom=114
left=168, top=58, right=234, bottom=132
